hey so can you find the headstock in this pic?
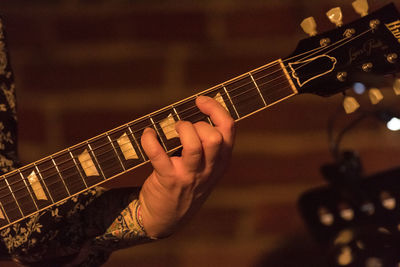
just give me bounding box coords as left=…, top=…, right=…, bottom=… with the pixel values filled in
left=285, top=2, right=400, bottom=104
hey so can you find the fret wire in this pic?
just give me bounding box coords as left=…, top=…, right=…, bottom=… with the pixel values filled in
left=0, top=201, right=10, bottom=223
left=51, top=156, right=71, bottom=196
left=0, top=61, right=294, bottom=220
left=0, top=59, right=296, bottom=230
left=68, top=149, right=89, bottom=188
left=222, top=86, right=240, bottom=119
left=86, top=142, right=106, bottom=180
left=127, top=126, right=146, bottom=160
left=0, top=83, right=296, bottom=227
left=172, top=106, right=181, bottom=120
left=18, top=171, right=39, bottom=211
left=4, top=177, right=24, bottom=217
left=34, top=164, right=55, bottom=204
left=149, top=116, right=168, bottom=151
left=106, top=132, right=126, bottom=171
left=2, top=78, right=293, bottom=198
left=249, top=72, right=267, bottom=106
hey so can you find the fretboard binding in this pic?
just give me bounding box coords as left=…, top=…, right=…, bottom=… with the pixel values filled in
left=0, top=57, right=298, bottom=230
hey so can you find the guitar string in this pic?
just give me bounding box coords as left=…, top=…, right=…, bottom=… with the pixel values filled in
left=0, top=62, right=293, bottom=195
left=0, top=27, right=372, bottom=211
left=0, top=80, right=295, bottom=215
left=0, top=26, right=374, bottom=206
left=95, top=27, right=373, bottom=142
left=0, top=27, right=375, bottom=218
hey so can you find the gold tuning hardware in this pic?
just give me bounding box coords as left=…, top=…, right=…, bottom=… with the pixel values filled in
left=326, top=7, right=343, bottom=27
left=368, top=88, right=383, bottom=105
left=343, top=96, right=360, bottom=114
left=301, top=17, right=317, bottom=36
left=352, top=0, right=369, bottom=17
left=393, top=78, right=400, bottom=95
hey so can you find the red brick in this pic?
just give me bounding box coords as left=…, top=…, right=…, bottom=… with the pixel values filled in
left=178, top=207, right=241, bottom=239
left=226, top=6, right=299, bottom=39
left=56, top=10, right=208, bottom=43
left=61, top=108, right=157, bottom=145
left=185, top=54, right=276, bottom=89
left=221, top=152, right=329, bottom=186
left=18, top=107, right=47, bottom=143
left=56, top=15, right=123, bottom=43
left=19, top=58, right=165, bottom=92
left=1, top=13, right=49, bottom=48
left=235, top=94, right=383, bottom=133
left=254, top=202, right=303, bottom=235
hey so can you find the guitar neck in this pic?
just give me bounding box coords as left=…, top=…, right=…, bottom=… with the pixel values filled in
left=0, top=58, right=297, bottom=230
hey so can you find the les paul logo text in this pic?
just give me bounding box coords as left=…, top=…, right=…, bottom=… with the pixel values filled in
left=386, top=20, right=400, bottom=42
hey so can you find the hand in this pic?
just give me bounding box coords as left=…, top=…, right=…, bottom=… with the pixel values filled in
left=139, top=95, right=235, bottom=238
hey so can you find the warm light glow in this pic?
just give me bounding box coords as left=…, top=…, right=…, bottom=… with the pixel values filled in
left=387, top=117, right=400, bottom=131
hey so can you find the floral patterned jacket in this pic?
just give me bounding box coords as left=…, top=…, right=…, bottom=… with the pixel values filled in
left=0, top=19, right=151, bottom=266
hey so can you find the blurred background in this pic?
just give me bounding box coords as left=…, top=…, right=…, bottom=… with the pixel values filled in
left=0, top=0, right=399, bottom=266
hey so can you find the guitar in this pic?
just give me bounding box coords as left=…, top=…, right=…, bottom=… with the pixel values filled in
left=0, top=3, right=399, bottom=233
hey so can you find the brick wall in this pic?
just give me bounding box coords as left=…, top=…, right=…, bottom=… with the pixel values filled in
left=0, top=0, right=399, bottom=266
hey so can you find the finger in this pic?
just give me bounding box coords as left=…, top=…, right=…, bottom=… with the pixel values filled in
left=141, top=127, right=173, bottom=176
left=195, top=96, right=235, bottom=146
left=175, top=121, right=203, bottom=172
left=193, top=121, right=222, bottom=168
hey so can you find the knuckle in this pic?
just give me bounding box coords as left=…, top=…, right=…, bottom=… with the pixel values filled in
left=225, top=117, right=235, bottom=131
left=187, top=144, right=203, bottom=157
left=207, top=131, right=223, bottom=146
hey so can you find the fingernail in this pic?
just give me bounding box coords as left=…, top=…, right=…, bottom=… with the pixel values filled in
left=197, top=95, right=208, bottom=103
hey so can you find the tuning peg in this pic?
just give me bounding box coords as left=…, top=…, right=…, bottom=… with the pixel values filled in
left=343, top=96, right=360, bottom=114
left=368, top=88, right=383, bottom=104
left=300, top=17, right=317, bottom=36
left=327, top=7, right=343, bottom=27
left=393, top=78, right=400, bottom=95
left=352, top=0, right=369, bottom=17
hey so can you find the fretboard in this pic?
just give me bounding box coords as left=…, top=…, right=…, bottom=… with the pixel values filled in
left=0, top=58, right=297, bottom=230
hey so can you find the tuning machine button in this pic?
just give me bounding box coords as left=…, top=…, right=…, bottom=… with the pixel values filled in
left=387, top=53, right=398, bottom=63
left=362, top=62, right=373, bottom=72
left=368, top=88, right=383, bottom=104
left=336, top=72, right=347, bottom=82
left=369, top=19, right=380, bottom=30
left=343, top=96, right=360, bottom=114
left=352, top=0, right=369, bottom=17
left=301, top=17, right=317, bottom=36
left=393, top=78, right=400, bottom=95
left=327, top=7, right=343, bottom=27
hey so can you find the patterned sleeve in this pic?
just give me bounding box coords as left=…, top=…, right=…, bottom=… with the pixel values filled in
left=66, top=187, right=155, bottom=266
